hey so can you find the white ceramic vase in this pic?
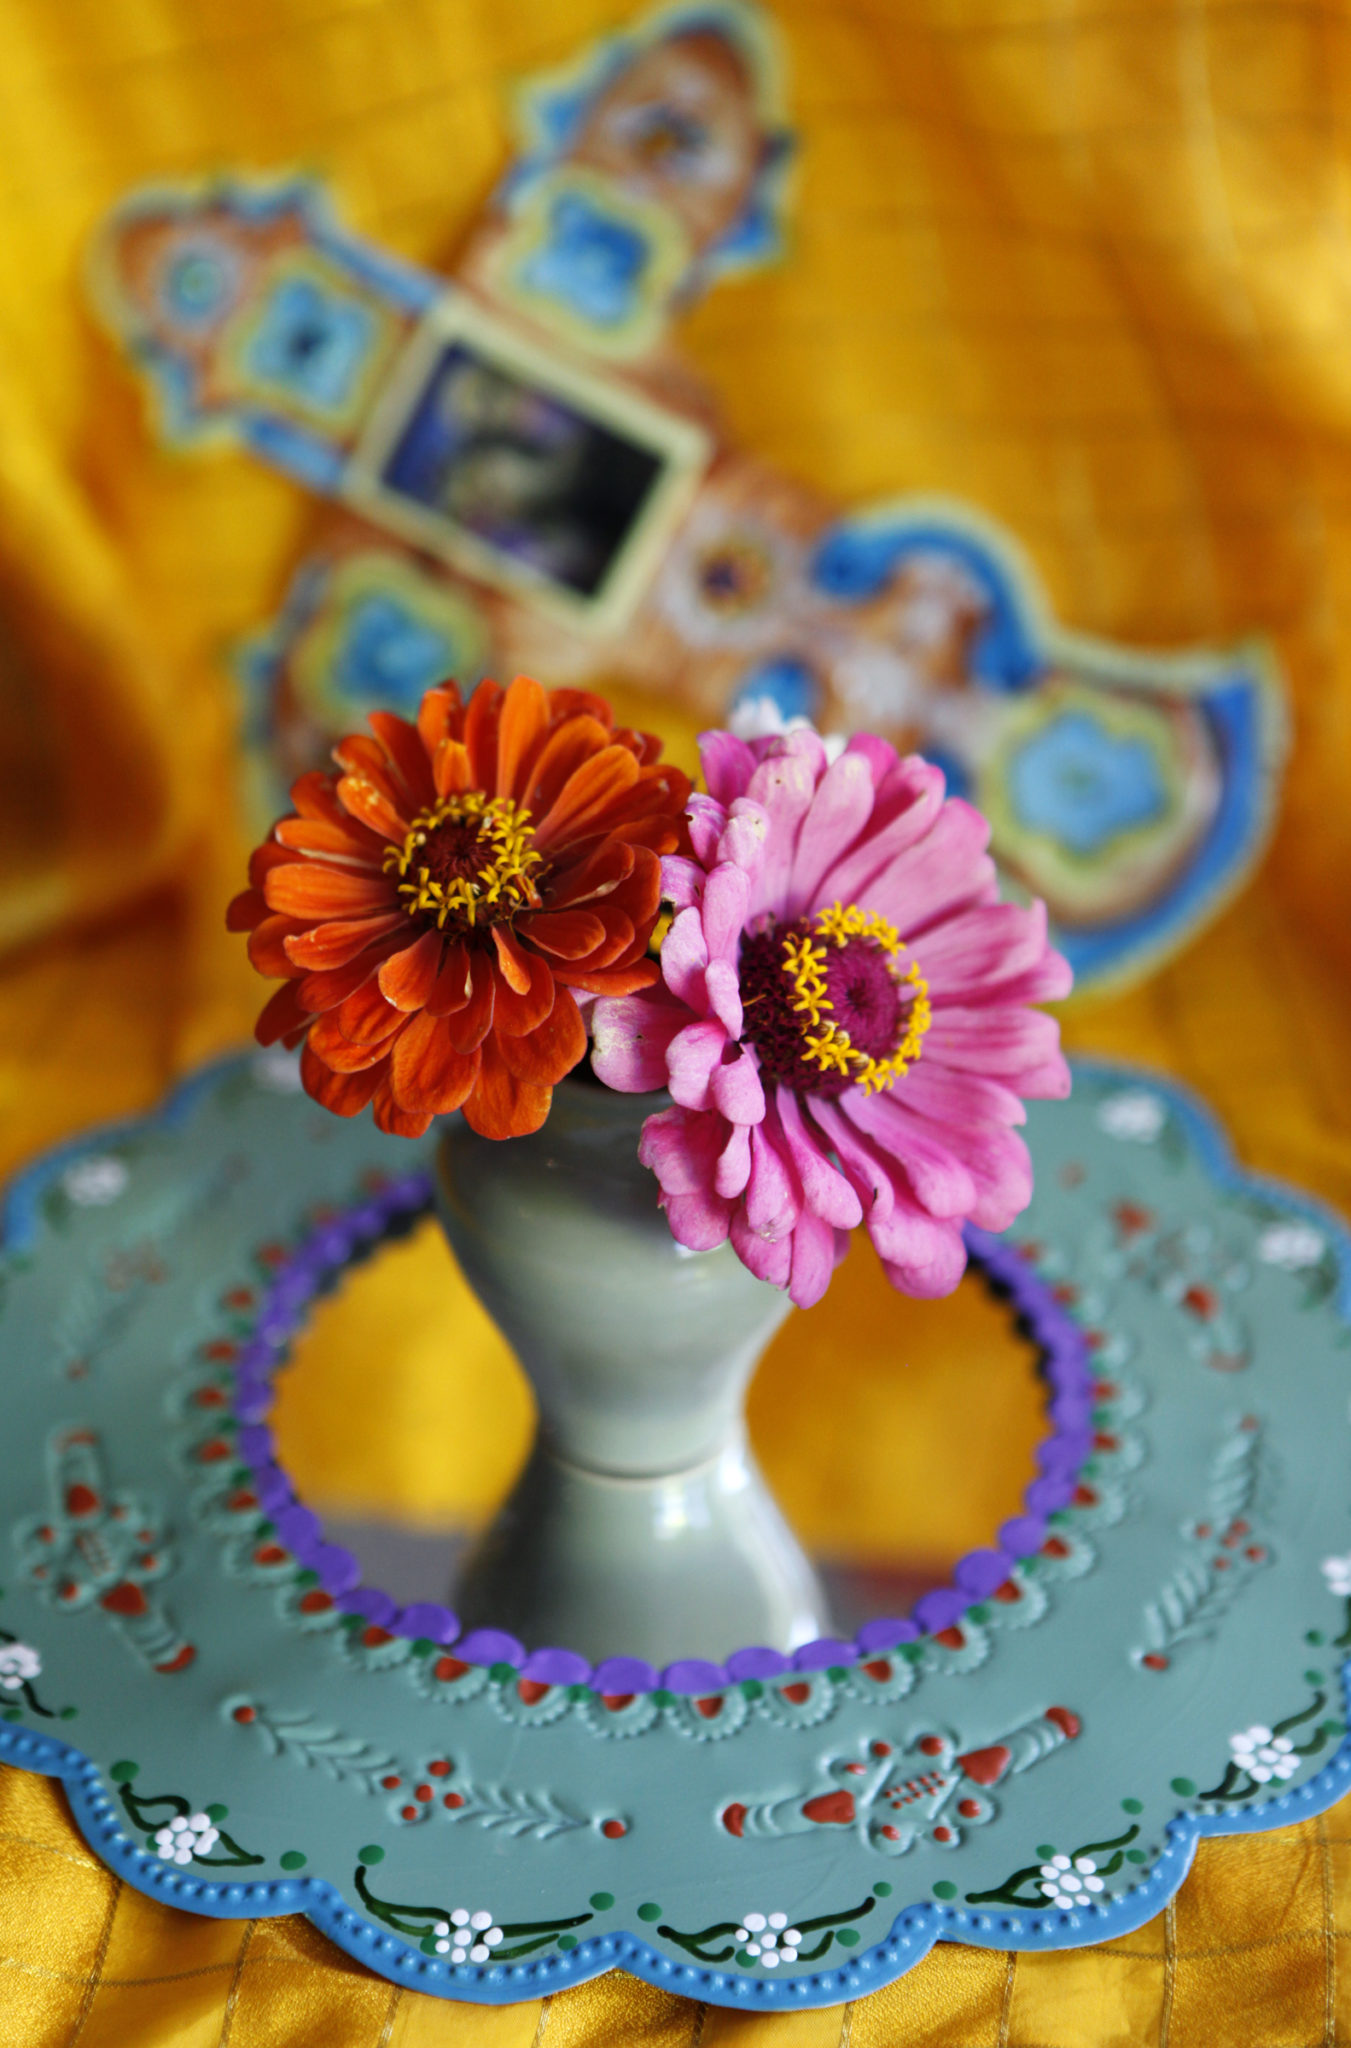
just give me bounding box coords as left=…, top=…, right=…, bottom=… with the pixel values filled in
left=435, top=1077, right=830, bottom=1664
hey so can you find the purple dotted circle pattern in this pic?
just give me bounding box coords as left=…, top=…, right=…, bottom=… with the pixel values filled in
left=226, top=1172, right=1097, bottom=1697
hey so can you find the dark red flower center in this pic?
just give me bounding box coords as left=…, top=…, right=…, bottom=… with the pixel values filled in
left=739, top=905, right=930, bottom=1098
left=383, top=793, right=544, bottom=933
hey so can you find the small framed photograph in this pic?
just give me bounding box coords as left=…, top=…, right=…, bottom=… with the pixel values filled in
left=342, top=293, right=711, bottom=635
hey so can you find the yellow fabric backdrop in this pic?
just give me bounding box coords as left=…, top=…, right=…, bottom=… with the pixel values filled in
left=3, top=0, right=1351, bottom=2038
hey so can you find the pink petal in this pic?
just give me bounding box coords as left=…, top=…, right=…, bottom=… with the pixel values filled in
left=715, top=1121, right=752, bottom=1199
left=717, top=799, right=770, bottom=878
left=666, top=1019, right=728, bottom=1110
left=661, top=855, right=706, bottom=909
left=913, top=899, right=1057, bottom=1000
left=699, top=732, right=757, bottom=807
left=843, top=732, right=899, bottom=783
left=786, top=750, right=876, bottom=918
left=639, top=1104, right=727, bottom=1196
left=923, top=1119, right=1033, bottom=1233
left=899, top=1060, right=1027, bottom=1129
left=745, top=750, right=819, bottom=919
left=881, top=1227, right=968, bottom=1298
left=664, top=1189, right=734, bottom=1252
left=661, top=906, right=709, bottom=1008
left=813, top=1099, right=968, bottom=1290
left=711, top=1045, right=766, bottom=1125
left=704, top=958, right=744, bottom=1038
left=788, top=1206, right=842, bottom=1308
left=686, top=794, right=729, bottom=866
left=841, top=1089, right=978, bottom=1219
left=813, top=757, right=944, bottom=907
left=591, top=991, right=685, bottom=1093
left=923, top=1006, right=1069, bottom=1096
left=731, top=1209, right=792, bottom=1288
left=777, top=1090, right=864, bottom=1229
left=744, top=1123, right=801, bottom=1239
left=702, top=861, right=751, bottom=962
left=864, top=799, right=995, bottom=939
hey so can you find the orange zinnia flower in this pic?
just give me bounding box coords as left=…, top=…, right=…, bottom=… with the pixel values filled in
left=228, top=677, right=692, bottom=1140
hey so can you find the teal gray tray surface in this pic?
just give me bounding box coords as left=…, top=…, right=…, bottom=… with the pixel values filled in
left=1, top=1051, right=1349, bottom=2010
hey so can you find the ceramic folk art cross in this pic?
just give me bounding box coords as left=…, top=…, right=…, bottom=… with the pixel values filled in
left=90, top=0, right=1284, bottom=990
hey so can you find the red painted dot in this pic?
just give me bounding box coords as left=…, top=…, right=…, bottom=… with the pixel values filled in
left=227, top=1490, right=258, bottom=1513
left=258, top=1244, right=286, bottom=1267
left=918, top=1735, right=944, bottom=1756
left=1142, top=1653, right=1169, bottom=1671
left=1182, top=1285, right=1218, bottom=1319
left=1195, top=1523, right=1212, bottom=1539
left=958, top=1799, right=981, bottom=1819
left=1084, top=1330, right=1105, bottom=1351
left=1246, top=1545, right=1267, bottom=1562
left=1052, top=1284, right=1078, bottom=1306
left=193, top=1385, right=228, bottom=1408
left=203, top=1341, right=236, bottom=1362
left=870, top=1741, right=893, bottom=1758
left=224, top=1288, right=255, bottom=1309
left=1093, top=1432, right=1118, bottom=1452
left=881, top=1825, right=900, bottom=1840
left=35, top=1526, right=52, bottom=1543
left=196, top=1439, right=232, bottom=1464
left=934, top=1626, right=965, bottom=1650
left=1094, top=1381, right=1120, bottom=1400
left=780, top=1682, right=811, bottom=1705
left=1214, top=1556, right=1230, bottom=1571
left=299, top=1589, right=333, bottom=1615
left=862, top=1659, right=891, bottom=1682
left=400, top=1805, right=419, bottom=1822
left=254, top=1544, right=289, bottom=1567
left=1042, top=1537, right=1071, bottom=1559
left=443, top=1792, right=464, bottom=1809
left=602, top=1694, right=635, bottom=1712
left=694, top=1696, right=723, bottom=1720
left=434, top=1657, right=468, bottom=1683
left=601, top=1819, right=626, bottom=1840
left=428, top=1759, right=451, bottom=1777
left=232, top=1705, right=257, bottom=1724
left=933, top=1825, right=954, bottom=1843
left=381, top=1776, right=402, bottom=1790
left=844, top=1762, right=867, bottom=1775
left=994, top=1581, right=1022, bottom=1604
left=362, top=1625, right=393, bottom=1649
left=415, top=1784, right=433, bottom=1802
left=1231, top=1520, right=1250, bottom=1538
left=517, top=1679, right=550, bottom=1706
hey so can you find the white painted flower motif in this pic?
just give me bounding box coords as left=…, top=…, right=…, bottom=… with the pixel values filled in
left=61, top=1155, right=129, bottom=1206
left=251, top=1047, right=304, bottom=1094
left=1229, top=1725, right=1299, bottom=1783
left=1095, top=1092, right=1166, bottom=1144
left=432, top=1907, right=504, bottom=1964
left=1322, top=1554, right=1351, bottom=1599
left=0, top=1642, right=40, bottom=1691
left=734, top=1909, right=803, bottom=1966
left=1037, top=1853, right=1105, bottom=1910
left=152, top=1813, right=219, bottom=1866
left=1256, top=1222, right=1326, bottom=1272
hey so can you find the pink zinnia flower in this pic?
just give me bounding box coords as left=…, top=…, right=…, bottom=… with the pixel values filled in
left=592, top=728, right=1071, bottom=1308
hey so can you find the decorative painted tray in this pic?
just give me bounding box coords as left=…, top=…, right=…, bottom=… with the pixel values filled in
left=1, top=1053, right=1348, bottom=2012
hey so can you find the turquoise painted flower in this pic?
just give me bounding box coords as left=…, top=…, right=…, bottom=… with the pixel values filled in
left=332, top=594, right=457, bottom=716
left=518, top=192, right=650, bottom=328
left=245, top=275, right=374, bottom=411
left=1008, top=710, right=1165, bottom=857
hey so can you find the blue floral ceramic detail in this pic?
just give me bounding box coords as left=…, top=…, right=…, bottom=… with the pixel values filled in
left=515, top=192, right=653, bottom=329
left=730, top=657, right=820, bottom=726
left=243, top=275, right=376, bottom=412
left=331, top=594, right=458, bottom=716
left=160, top=242, right=238, bottom=326
left=1008, top=711, right=1166, bottom=856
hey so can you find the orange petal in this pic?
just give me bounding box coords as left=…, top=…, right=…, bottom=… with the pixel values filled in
left=283, top=912, right=406, bottom=971
left=533, top=745, right=640, bottom=851
left=308, top=1010, right=402, bottom=1071
left=492, top=948, right=555, bottom=1037
left=368, top=710, right=436, bottom=811
left=492, top=925, right=533, bottom=996
left=545, top=839, right=635, bottom=908
left=265, top=863, right=393, bottom=919
left=497, top=987, right=586, bottom=1085
left=520, top=908, right=606, bottom=960
left=417, top=684, right=464, bottom=761
left=337, top=976, right=406, bottom=1045
left=433, top=737, right=475, bottom=798
left=256, top=981, right=310, bottom=1047
left=522, top=715, right=611, bottom=820
left=378, top=930, right=444, bottom=1011
left=585, top=910, right=637, bottom=970
left=390, top=1010, right=480, bottom=1117
left=543, top=686, right=614, bottom=731
left=248, top=839, right=302, bottom=889
left=372, top=1073, right=434, bottom=1139
left=443, top=952, right=497, bottom=1053
left=554, top=958, right=660, bottom=998
left=248, top=914, right=307, bottom=978
left=495, top=675, right=551, bottom=802
left=464, top=680, right=502, bottom=792
left=227, top=887, right=267, bottom=932
left=463, top=1037, right=552, bottom=1140
left=336, top=774, right=409, bottom=843
left=301, top=1041, right=384, bottom=1116
left=425, top=939, right=474, bottom=1016
left=298, top=945, right=397, bottom=1013
left=274, top=815, right=383, bottom=864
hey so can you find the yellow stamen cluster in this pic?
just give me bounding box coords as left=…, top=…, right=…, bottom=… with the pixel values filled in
left=383, top=792, right=543, bottom=929
left=780, top=900, right=932, bottom=1096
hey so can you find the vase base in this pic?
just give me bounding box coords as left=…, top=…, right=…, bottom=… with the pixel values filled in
left=451, top=1433, right=831, bottom=1665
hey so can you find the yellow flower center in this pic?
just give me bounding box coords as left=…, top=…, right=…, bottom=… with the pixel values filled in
left=383, top=792, right=544, bottom=931
left=757, top=901, right=930, bottom=1097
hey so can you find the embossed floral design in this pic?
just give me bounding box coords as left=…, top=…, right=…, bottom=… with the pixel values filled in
left=61, top=1156, right=129, bottom=1206
left=1228, top=1725, right=1298, bottom=1783
left=1256, top=1221, right=1326, bottom=1271
left=594, top=726, right=1070, bottom=1305
left=733, top=1911, right=803, bottom=1966
left=0, top=1643, right=41, bottom=1691
left=431, top=1908, right=504, bottom=1963
left=1095, top=1091, right=1166, bottom=1143
left=153, top=1812, right=220, bottom=1864
left=230, top=677, right=689, bottom=1139
left=1038, top=1853, right=1105, bottom=1909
